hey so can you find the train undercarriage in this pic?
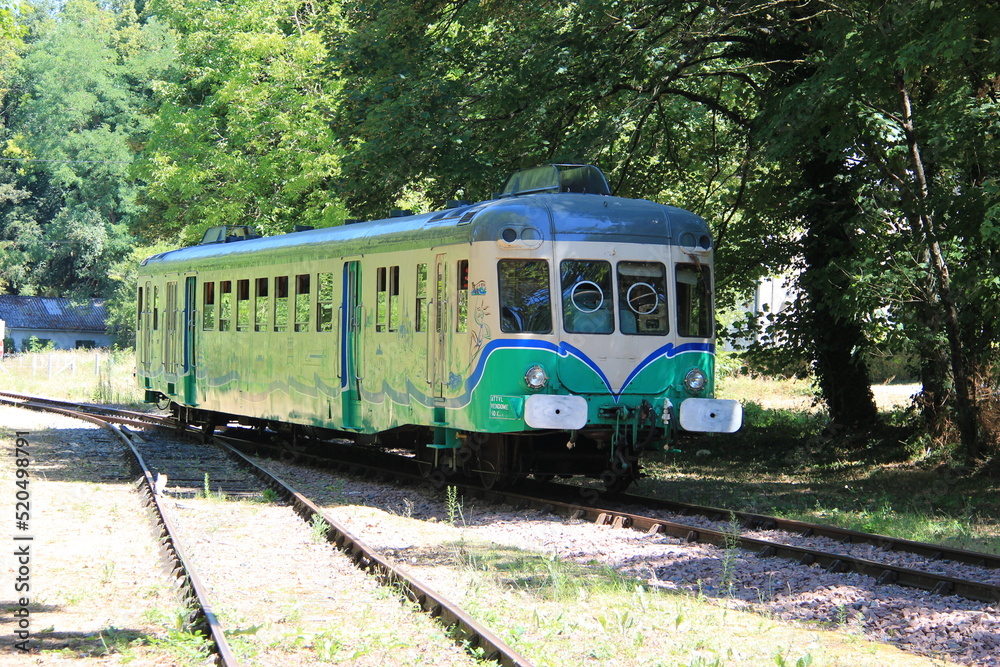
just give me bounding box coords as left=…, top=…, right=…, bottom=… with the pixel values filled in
left=166, top=400, right=657, bottom=493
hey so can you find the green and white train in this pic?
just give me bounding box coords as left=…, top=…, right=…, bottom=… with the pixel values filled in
left=137, top=165, right=741, bottom=490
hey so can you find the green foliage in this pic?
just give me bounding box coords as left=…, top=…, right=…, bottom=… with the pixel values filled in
left=309, top=513, right=330, bottom=543
left=23, top=334, right=53, bottom=352
left=1, top=0, right=172, bottom=298
left=330, top=0, right=758, bottom=237
left=2, top=0, right=999, bottom=463
left=137, top=0, right=347, bottom=242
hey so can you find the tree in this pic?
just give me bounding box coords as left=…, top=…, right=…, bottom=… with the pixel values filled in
left=1, top=0, right=173, bottom=297
left=137, top=0, right=346, bottom=242
left=732, top=0, right=1000, bottom=456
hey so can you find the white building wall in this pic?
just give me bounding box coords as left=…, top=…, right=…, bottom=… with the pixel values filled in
left=6, top=327, right=114, bottom=351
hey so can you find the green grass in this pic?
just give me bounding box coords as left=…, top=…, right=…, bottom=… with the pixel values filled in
left=0, top=348, right=144, bottom=406
left=635, top=374, right=1000, bottom=556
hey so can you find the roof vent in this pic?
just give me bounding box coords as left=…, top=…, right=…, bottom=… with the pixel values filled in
left=390, top=209, right=413, bottom=218
left=500, top=164, right=611, bottom=197
left=199, top=225, right=261, bottom=245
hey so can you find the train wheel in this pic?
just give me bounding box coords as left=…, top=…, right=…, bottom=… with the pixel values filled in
left=416, top=442, right=435, bottom=478
left=476, top=434, right=513, bottom=489
left=601, top=450, right=640, bottom=494
left=601, top=471, right=634, bottom=494
left=200, top=414, right=216, bottom=444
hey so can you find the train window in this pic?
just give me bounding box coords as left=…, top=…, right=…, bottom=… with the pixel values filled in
left=676, top=263, right=713, bottom=337
left=415, top=264, right=428, bottom=333
left=376, top=267, right=387, bottom=332
left=456, top=260, right=468, bottom=333
left=255, top=278, right=269, bottom=331
left=295, top=274, right=311, bottom=332
left=236, top=279, right=251, bottom=331
left=389, top=266, right=400, bottom=331
left=317, top=273, right=335, bottom=332
left=137, top=287, right=143, bottom=329
left=617, top=262, right=668, bottom=335
left=203, top=282, right=215, bottom=331
left=561, top=260, right=614, bottom=334
left=153, top=285, right=160, bottom=330
left=498, top=259, right=552, bottom=333
left=274, top=276, right=289, bottom=332
left=219, top=281, right=232, bottom=331
left=435, top=261, right=446, bottom=333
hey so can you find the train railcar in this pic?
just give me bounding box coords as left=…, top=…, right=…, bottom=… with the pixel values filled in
left=137, top=164, right=741, bottom=490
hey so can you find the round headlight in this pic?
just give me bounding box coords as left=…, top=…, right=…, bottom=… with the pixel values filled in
left=524, top=365, right=549, bottom=391
left=684, top=368, right=707, bottom=394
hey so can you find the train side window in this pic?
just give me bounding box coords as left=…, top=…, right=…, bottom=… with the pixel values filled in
left=219, top=281, right=232, bottom=331
left=498, top=259, right=552, bottom=333
left=153, top=285, right=160, bottom=330
left=415, top=264, right=428, bottom=333
left=274, top=276, right=289, bottom=332
left=389, top=266, right=400, bottom=332
left=676, top=263, right=713, bottom=337
left=295, top=274, right=311, bottom=332
left=435, top=261, right=446, bottom=334
left=255, top=278, right=269, bottom=331
left=376, top=267, right=387, bottom=332
left=203, top=282, right=215, bottom=331
left=456, top=260, right=469, bottom=333
left=317, top=272, right=335, bottom=332
left=617, top=262, right=668, bottom=335
left=137, top=287, right=143, bottom=330
left=236, top=279, right=251, bottom=331
left=561, top=260, right=614, bottom=334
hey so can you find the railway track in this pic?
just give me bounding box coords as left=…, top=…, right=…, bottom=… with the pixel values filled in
left=0, top=391, right=533, bottom=667
left=0, top=390, right=238, bottom=666
left=207, top=419, right=1000, bottom=606
left=9, top=391, right=1000, bottom=664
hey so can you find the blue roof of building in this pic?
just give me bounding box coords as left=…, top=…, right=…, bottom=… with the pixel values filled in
left=0, top=296, right=108, bottom=332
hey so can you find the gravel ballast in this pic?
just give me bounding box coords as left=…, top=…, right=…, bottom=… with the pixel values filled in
left=257, top=456, right=989, bottom=666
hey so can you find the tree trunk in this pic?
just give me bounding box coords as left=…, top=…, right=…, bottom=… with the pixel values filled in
left=800, top=154, right=881, bottom=429
left=896, top=72, right=979, bottom=460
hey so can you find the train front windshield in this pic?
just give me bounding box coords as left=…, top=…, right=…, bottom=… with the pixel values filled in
left=497, top=259, right=712, bottom=338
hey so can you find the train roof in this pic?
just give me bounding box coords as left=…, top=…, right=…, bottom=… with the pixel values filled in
left=139, top=191, right=712, bottom=273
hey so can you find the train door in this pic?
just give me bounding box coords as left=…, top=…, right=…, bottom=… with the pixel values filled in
left=164, top=280, right=178, bottom=378
left=182, top=276, right=197, bottom=403
left=429, top=254, right=449, bottom=399
left=341, top=261, right=362, bottom=428
left=139, top=281, right=152, bottom=381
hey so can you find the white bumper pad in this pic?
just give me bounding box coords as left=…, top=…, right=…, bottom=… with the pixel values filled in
left=679, top=398, right=743, bottom=433
left=524, top=394, right=589, bottom=430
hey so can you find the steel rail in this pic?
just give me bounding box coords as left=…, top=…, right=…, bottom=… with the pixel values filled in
left=215, top=437, right=535, bottom=667
left=610, top=490, right=1000, bottom=572
left=0, top=396, right=241, bottom=667
left=489, top=489, right=1000, bottom=603
left=0, top=390, right=175, bottom=431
